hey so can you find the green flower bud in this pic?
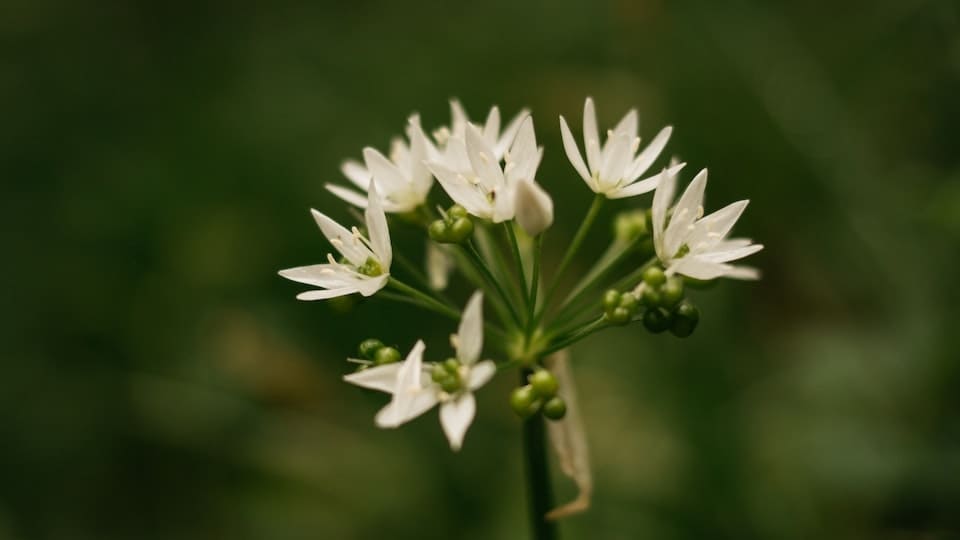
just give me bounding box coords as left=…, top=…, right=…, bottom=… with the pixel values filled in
left=642, top=307, right=671, bottom=333
left=641, top=286, right=662, bottom=307
left=618, top=292, right=638, bottom=311
left=542, top=397, right=567, bottom=420
left=642, top=266, right=666, bottom=287
left=447, top=205, right=469, bottom=220
left=374, top=346, right=401, bottom=365
left=431, top=363, right=449, bottom=383
left=448, top=216, right=474, bottom=242
left=613, top=210, right=647, bottom=241
left=529, top=370, right=559, bottom=399
left=607, top=306, right=633, bottom=325
left=661, top=276, right=685, bottom=306
left=443, top=358, right=460, bottom=373
left=510, top=385, right=541, bottom=419
left=428, top=220, right=449, bottom=242
left=440, top=374, right=461, bottom=393
left=602, top=289, right=621, bottom=311
left=670, top=301, right=700, bottom=338
left=358, top=338, right=384, bottom=360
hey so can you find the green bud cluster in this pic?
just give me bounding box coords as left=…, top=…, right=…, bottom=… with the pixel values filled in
left=357, top=338, right=401, bottom=366
left=602, top=289, right=639, bottom=325
left=612, top=210, right=649, bottom=242
left=634, top=266, right=701, bottom=337
left=431, top=358, right=463, bottom=394
left=428, top=205, right=474, bottom=244
left=510, top=370, right=566, bottom=421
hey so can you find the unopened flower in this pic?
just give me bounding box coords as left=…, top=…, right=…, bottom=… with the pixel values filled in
left=343, top=292, right=495, bottom=451
left=651, top=168, right=763, bottom=280
left=560, top=97, right=684, bottom=199
left=326, top=115, right=435, bottom=213
left=433, top=99, right=529, bottom=161
left=514, top=178, right=554, bottom=236
left=425, top=241, right=454, bottom=290
left=427, top=116, right=542, bottom=223
left=278, top=184, right=392, bottom=299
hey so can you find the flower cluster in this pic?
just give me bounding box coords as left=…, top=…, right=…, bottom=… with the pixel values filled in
left=279, top=97, right=763, bottom=454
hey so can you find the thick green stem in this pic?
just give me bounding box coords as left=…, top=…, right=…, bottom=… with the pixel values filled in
left=536, top=194, right=604, bottom=324
left=521, top=370, right=558, bottom=540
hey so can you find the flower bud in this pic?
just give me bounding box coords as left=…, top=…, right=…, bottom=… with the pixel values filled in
left=641, top=286, right=662, bottom=307
left=542, top=396, right=567, bottom=420
left=670, top=301, right=700, bottom=338
left=602, top=289, right=621, bottom=311
left=661, top=276, right=685, bottom=306
left=448, top=205, right=469, bottom=220
left=529, top=370, right=559, bottom=399
left=607, top=306, right=633, bottom=325
left=428, top=220, right=449, bottom=242
left=358, top=338, right=384, bottom=360
left=374, top=346, right=401, bottom=365
left=613, top=210, right=647, bottom=242
left=642, top=307, right=671, bottom=333
left=642, top=266, right=666, bottom=287
left=510, top=385, right=541, bottom=418
left=448, top=217, right=474, bottom=242
left=514, top=179, right=554, bottom=236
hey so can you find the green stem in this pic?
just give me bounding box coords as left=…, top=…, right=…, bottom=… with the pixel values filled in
left=392, top=249, right=457, bottom=307
left=462, top=242, right=522, bottom=328
left=505, top=222, right=530, bottom=314
left=526, top=234, right=543, bottom=338
left=521, top=370, right=558, bottom=540
left=387, top=278, right=460, bottom=320
left=381, top=284, right=508, bottom=344
left=536, top=194, right=604, bottom=324
left=541, top=316, right=607, bottom=357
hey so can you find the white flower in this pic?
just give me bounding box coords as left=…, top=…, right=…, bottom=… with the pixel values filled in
left=426, top=115, right=542, bottom=223
left=514, top=178, right=554, bottom=236
left=433, top=99, right=529, bottom=161
left=278, top=183, right=392, bottom=299
left=559, top=97, right=685, bottom=199
left=425, top=241, right=454, bottom=290
left=342, top=291, right=496, bottom=451
left=651, top=168, right=764, bottom=280
left=326, top=115, right=435, bottom=213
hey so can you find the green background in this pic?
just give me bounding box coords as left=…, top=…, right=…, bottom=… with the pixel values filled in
left=3, top=0, right=959, bottom=538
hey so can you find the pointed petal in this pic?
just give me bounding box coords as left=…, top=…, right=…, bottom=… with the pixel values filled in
left=686, top=200, right=749, bottom=252
left=612, top=108, right=638, bottom=137
left=651, top=167, right=678, bottom=261
left=296, top=287, right=358, bottom=300
left=626, top=125, right=673, bottom=181
left=608, top=162, right=686, bottom=200
left=506, top=116, right=538, bottom=180
left=427, top=161, right=493, bottom=219
left=343, top=363, right=403, bottom=393
left=449, top=99, right=469, bottom=134
left=311, top=209, right=372, bottom=266
left=440, top=393, right=476, bottom=451
left=669, top=256, right=733, bottom=280
left=598, top=133, right=633, bottom=189
left=699, top=243, right=764, bottom=264
left=341, top=159, right=372, bottom=190
left=352, top=273, right=389, bottom=297
left=363, top=147, right=408, bottom=196
left=560, top=116, right=592, bottom=185
left=664, top=169, right=708, bottom=258
left=364, top=183, right=392, bottom=268
left=496, top=108, right=531, bottom=158
left=482, top=106, right=501, bottom=146
left=467, top=360, right=496, bottom=391
left=583, top=97, right=601, bottom=173
left=465, top=124, right=505, bottom=188
left=724, top=265, right=761, bottom=280
left=325, top=184, right=371, bottom=209
left=457, top=291, right=484, bottom=365
left=279, top=263, right=358, bottom=288
left=375, top=390, right=439, bottom=428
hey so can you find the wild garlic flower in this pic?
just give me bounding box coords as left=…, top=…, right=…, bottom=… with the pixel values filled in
left=652, top=168, right=764, bottom=280
left=433, top=99, right=529, bottom=161
left=326, top=115, right=435, bottom=213
left=343, top=292, right=496, bottom=451
left=560, top=97, right=685, bottom=199
left=427, top=116, right=543, bottom=223
left=278, top=184, right=392, bottom=299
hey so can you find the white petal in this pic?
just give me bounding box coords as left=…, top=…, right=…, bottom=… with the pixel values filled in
left=343, top=363, right=402, bottom=393
left=449, top=99, right=469, bottom=135
left=465, top=124, right=505, bottom=189
left=598, top=133, right=633, bottom=190
left=296, top=287, right=358, bottom=300
left=325, top=184, right=371, bottom=209
left=626, top=125, right=673, bottom=181
left=496, top=107, right=531, bottom=158
left=376, top=390, right=439, bottom=428
left=310, top=209, right=372, bottom=266
left=514, top=179, right=554, bottom=236
left=686, top=200, right=749, bottom=252
left=699, top=243, right=764, bottom=264
left=456, top=291, right=484, bottom=365
left=612, top=108, right=638, bottom=137
left=607, top=162, right=686, bottom=200
left=364, top=183, right=392, bottom=268
left=278, top=263, right=353, bottom=288
left=363, top=147, right=408, bottom=196
left=482, top=106, right=501, bottom=146
left=440, top=393, right=476, bottom=451
left=669, top=256, right=732, bottom=280
left=341, top=160, right=372, bottom=190
left=352, top=273, right=389, bottom=297
left=405, top=116, right=435, bottom=195
left=664, top=169, right=708, bottom=258
left=467, top=360, right=496, bottom=391
left=559, top=116, right=592, bottom=185
left=583, top=97, right=601, bottom=173
left=426, top=242, right=453, bottom=290
left=505, top=115, right=539, bottom=183
left=724, top=265, right=762, bottom=280
left=651, top=167, right=678, bottom=261
left=427, top=161, right=493, bottom=219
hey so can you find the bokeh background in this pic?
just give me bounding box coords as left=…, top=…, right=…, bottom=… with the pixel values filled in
left=3, top=0, right=959, bottom=538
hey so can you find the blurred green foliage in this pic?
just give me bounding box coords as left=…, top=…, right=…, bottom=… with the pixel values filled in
left=2, top=0, right=959, bottom=538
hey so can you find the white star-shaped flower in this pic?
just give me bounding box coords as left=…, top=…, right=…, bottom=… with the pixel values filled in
left=278, top=184, right=392, bottom=299
left=426, top=115, right=543, bottom=223
left=559, top=97, right=685, bottom=199
left=651, top=168, right=764, bottom=280
left=343, top=291, right=496, bottom=451
left=433, top=99, right=529, bottom=161
left=326, top=115, right=436, bottom=213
